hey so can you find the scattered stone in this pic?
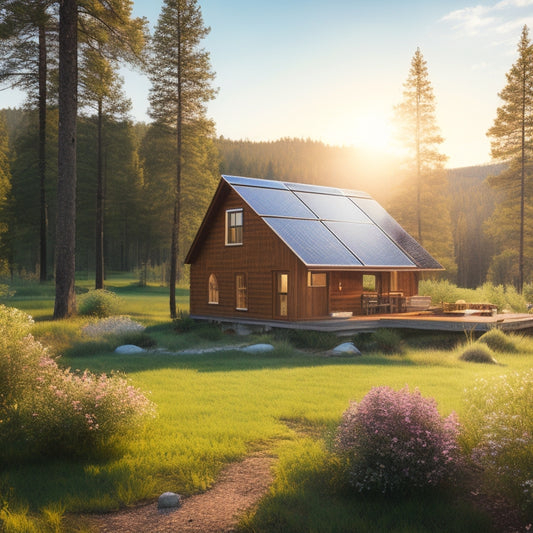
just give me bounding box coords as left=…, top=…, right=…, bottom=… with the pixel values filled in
left=158, top=491, right=181, bottom=511
left=241, top=343, right=275, bottom=354
left=327, top=342, right=361, bottom=357
left=115, top=344, right=146, bottom=354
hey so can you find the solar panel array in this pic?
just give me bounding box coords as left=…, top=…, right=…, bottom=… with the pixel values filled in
left=223, top=175, right=442, bottom=270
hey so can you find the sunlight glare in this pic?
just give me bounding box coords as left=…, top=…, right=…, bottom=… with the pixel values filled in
left=350, top=113, right=394, bottom=152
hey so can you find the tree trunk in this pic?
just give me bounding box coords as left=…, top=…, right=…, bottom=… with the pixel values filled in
left=95, top=99, right=104, bottom=289
left=169, top=9, right=182, bottom=319
left=54, top=0, right=77, bottom=319
left=38, top=23, right=48, bottom=282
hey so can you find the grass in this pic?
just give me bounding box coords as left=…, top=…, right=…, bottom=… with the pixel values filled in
left=1, top=275, right=532, bottom=531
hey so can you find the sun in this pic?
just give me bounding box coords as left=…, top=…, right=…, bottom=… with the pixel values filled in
left=349, top=112, right=395, bottom=153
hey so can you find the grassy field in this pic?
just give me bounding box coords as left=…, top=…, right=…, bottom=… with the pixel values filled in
left=1, top=277, right=531, bottom=532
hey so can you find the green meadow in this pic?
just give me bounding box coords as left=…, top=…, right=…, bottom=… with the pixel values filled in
left=1, top=277, right=531, bottom=532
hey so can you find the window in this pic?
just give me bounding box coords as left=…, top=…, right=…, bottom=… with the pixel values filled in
left=235, top=273, right=247, bottom=310
left=226, top=209, right=243, bottom=245
left=363, top=274, right=376, bottom=292
left=307, top=272, right=327, bottom=287
left=276, top=272, right=288, bottom=317
left=208, top=274, right=219, bottom=304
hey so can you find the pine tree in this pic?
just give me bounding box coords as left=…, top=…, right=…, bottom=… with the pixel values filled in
left=148, top=0, right=217, bottom=318
left=54, top=0, right=77, bottom=319
left=486, top=25, right=533, bottom=293
left=0, top=0, right=58, bottom=281
left=391, top=48, right=454, bottom=275
left=0, top=112, right=12, bottom=274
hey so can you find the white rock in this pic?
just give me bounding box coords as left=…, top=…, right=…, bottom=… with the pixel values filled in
left=241, top=343, right=275, bottom=353
left=329, top=342, right=361, bottom=356
left=158, top=491, right=181, bottom=509
left=114, top=344, right=145, bottom=354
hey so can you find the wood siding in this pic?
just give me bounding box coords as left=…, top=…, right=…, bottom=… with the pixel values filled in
left=190, top=189, right=303, bottom=320
left=189, top=186, right=421, bottom=321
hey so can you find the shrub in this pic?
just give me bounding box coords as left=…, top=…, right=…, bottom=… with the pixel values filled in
left=477, top=329, right=517, bottom=353
left=78, top=289, right=122, bottom=318
left=462, top=371, right=533, bottom=515
left=287, top=329, right=338, bottom=351
left=0, top=305, right=155, bottom=462
left=335, top=386, right=460, bottom=493
left=459, top=344, right=498, bottom=364
left=353, top=329, right=403, bottom=354
left=173, top=311, right=197, bottom=333
left=81, top=316, right=145, bottom=338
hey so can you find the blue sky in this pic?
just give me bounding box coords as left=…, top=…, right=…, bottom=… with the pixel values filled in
left=3, top=0, right=533, bottom=167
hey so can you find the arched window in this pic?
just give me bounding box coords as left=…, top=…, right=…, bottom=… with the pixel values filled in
left=208, top=274, right=219, bottom=304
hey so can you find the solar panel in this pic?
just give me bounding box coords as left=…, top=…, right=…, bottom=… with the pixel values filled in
left=263, top=217, right=363, bottom=267
left=324, top=221, right=415, bottom=267
left=233, top=186, right=317, bottom=218
left=351, top=197, right=443, bottom=269
left=294, top=191, right=372, bottom=223
left=285, top=182, right=344, bottom=195
left=223, top=175, right=287, bottom=190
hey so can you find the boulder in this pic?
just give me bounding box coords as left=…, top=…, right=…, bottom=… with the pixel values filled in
left=158, top=491, right=181, bottom=510
left=327, top=342, right=361, bottom=357
left=241, top=343, right=275, bottom=354
left=114, top=344, right=145, bottom=354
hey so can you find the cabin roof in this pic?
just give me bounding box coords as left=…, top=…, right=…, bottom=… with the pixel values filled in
left=185, top=175, right=443, bottom=271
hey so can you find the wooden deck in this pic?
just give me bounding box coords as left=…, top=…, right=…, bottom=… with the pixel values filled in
left=191, top=311, right=533, bottom=336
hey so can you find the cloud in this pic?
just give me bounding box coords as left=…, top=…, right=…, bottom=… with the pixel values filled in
left=442, top=0, right=533, bottom=36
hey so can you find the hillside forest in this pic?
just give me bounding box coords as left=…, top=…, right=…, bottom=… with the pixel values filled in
left=0, top=111, right=510, bottom=290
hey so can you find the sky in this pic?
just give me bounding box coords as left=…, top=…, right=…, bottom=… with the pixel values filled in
left=3, top=0, right=533, bottom=168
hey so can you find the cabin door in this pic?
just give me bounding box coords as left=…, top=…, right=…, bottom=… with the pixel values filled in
left=274, top=272, right=289, bottom=319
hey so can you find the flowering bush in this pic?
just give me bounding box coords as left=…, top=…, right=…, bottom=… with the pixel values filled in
left=463, top=371, right=533, bottom=514
left=81, top=316, right=145, bottom=338
left=0, top=305, right=155, bottom=462
left=78, top=289, right=123, bottom=317
left=336, top=386, right=460, bottom=493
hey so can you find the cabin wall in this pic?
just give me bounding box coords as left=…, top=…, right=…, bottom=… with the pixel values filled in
left=189, top=189, right=304, bottom=320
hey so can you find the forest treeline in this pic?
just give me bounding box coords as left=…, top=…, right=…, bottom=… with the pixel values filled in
left=0, top=108, right=507, bottom=289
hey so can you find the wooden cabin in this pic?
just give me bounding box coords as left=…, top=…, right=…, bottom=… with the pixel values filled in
left=185, top=175, right=443, bottom=322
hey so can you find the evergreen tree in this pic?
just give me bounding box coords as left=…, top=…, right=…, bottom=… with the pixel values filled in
left=391, top=48, right=454, bottom=276
left=54, top=0, right=77, bottom=319
left=148, top=0, right=217, bottom=318
left=486, top=25, right=533, bottom=293
left=0, top=0, right=58, bottom=281
left=0, top=112, right=12, bottom=274
left=79, top=50, right=132, bottom=288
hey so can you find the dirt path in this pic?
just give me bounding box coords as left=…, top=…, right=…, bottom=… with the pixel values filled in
left=81, top=453, right=274, bottom=533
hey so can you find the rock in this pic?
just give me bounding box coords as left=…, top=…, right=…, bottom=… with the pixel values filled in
left=241, top=343, right=275, bottom=353
left=114, top=344, right=145, bottom=354
left=327, top=342, right=361, bottom=357
left=158, top=491, right=181, bottom=509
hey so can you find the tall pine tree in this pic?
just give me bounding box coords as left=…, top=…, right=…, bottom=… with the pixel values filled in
left=391, top=48, right=454, bottom=276
left=486, top=25, right=533, bottom=292
left=148, top=0, right=217, bottom=318
left=0, top=112, right=12, bottom=274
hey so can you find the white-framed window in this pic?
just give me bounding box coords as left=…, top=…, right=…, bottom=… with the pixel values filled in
left=226, top=209, right=243, bottom=245
left=307, top=272, right=327, bottom=287
left=208, top=273, right=219, bottom=304
left=235, top=273, right=248, bottom=310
